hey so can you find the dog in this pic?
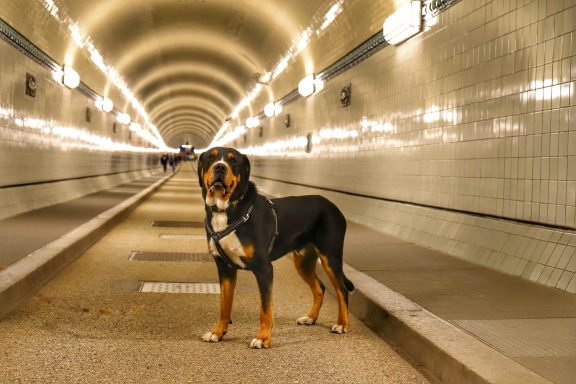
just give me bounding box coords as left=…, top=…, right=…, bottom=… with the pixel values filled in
left=197, top=147, right=354, bottom=349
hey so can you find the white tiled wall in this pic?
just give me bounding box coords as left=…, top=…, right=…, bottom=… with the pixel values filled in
left=233, top=0, right=576, bottom=292
left=0, top=39, right=159, bottom=218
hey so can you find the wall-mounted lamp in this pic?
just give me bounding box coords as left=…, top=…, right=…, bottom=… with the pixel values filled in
left=298, top=75, right=316, bottom=97
left=62, top=66, right=80, bottom=89
left=95, top=97, right=113, bottom=112
left=116, top=112, right=131, bottom=125
left=246, top=116, right=260, bottom=129
left=383, top=1, right=422, bottom=45
left=264, top=102, right=283, bottom=117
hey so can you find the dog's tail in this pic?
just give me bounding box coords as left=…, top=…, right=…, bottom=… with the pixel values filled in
left=344, top=275, right=355, bottom=292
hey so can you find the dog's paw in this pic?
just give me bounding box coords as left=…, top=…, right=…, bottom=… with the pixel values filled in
left=296, top=316, right=316, bottom=325
left=249, top=338, right=269, bottom=349
left=202, top=331, right=221, bottom=343
left=331, top=324, right=348, bottom=334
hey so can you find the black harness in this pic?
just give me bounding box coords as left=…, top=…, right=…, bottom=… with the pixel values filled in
left=205, top=198, right=278, bottom=269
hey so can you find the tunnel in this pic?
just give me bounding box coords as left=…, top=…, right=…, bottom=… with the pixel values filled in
left=1, top=0, right=575, bottom=383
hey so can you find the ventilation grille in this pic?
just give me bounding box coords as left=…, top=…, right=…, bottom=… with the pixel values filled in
left=129, top=251, right=212, bottom=262
left=150, top=220, right=204, bottom=228
left=139, top=282, right=220, bottom=294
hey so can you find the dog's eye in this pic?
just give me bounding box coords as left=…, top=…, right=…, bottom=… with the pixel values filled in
left=230, top=157, right=237, bottom=164
left=208, top=154, right=215, bottom=160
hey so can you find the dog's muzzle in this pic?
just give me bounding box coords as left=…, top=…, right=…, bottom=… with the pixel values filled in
left=208, top=180, right=231, bottom=193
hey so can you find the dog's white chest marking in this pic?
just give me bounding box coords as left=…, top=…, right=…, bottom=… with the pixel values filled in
left=209, top=212, right=246, bottom=268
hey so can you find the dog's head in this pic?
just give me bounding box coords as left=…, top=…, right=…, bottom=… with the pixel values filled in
left=197, top=147, right=250, bottom=210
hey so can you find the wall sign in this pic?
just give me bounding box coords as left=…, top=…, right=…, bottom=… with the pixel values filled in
left=340, top=83, right=351, bottom=107
left=25, top=73, right=37, bottom=97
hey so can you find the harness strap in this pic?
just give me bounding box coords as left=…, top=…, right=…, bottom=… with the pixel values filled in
left=205, top=205, right=253, bottom=268
left=205, top=199, right=278, bottom=268
left=267, top=199, right=279, bottom=254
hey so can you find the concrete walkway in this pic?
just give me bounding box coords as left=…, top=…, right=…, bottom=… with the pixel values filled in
left=0, top=163, right=429, bottom=384
left=0, top=173, right=165, bottom=269
left=343, top=223, right=576, bottom=384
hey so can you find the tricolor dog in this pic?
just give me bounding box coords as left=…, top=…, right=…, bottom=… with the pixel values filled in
left=198, top=147, right=354, bottom=349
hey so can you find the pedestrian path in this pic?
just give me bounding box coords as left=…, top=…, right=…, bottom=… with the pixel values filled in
left=343, top=222, right=576, bottom=384
left=0, top=163, right=430, bottom=384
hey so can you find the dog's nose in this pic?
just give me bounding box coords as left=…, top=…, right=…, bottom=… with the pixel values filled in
left=214, top=163, right=227, bottom=174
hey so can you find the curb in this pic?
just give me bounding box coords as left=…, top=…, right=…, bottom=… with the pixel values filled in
left=0, top=172, right=174, bottom=320
left=319, top=263, right=553, bottom=384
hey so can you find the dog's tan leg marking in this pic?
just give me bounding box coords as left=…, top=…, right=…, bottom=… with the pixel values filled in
left=293, top=249, right=324, bottom=325
left=319, top=253, right=349, bottom=334
left=203, top=272, right=236, bottom=343
left=250, top=288, right=273, bottom=349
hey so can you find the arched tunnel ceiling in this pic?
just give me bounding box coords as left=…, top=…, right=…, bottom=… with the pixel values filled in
left=30, top=0, right=390, bottom=148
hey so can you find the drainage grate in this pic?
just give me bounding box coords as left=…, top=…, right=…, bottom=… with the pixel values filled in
left=159, top=234, right=206, bottom=240
left=453, top=318, right=576, bottom=357
left=129, top=251, right=212, bottom=262
left=151, top=220, right=204, bottom=228
left=139, top=282, right=220, bottom=294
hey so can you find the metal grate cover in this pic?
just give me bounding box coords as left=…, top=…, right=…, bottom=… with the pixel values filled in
left=129, top=251, right=212, bottom=262
left=139, top=282, right=220, bottom=294
left=151, top=220, right=204, bottom=228
left=453, top=318, right=576, bottom=357
left=159, top=234, right=206, bottom=240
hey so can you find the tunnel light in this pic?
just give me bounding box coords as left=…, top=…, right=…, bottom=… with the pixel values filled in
left=62, top=66, right=80, bottom=89
left=116, top=113, right=131, bottom=125
left=129, top=122, right=142, bottom=132
left=264, top=103, right=276, bottom=117
left=314, top=77, right=325, bottom=93
left=274, top=103, right=283, bottom=115
left=95, top=97, right=113, bottom=113
left=246, top=116, right=260, bottom=129
left=383, top=1, right=422, bottom=45
left=298, top=75, right=316, bottom=97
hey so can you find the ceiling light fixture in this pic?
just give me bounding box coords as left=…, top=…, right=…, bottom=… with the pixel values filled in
left=62, top=66, right=80, bottom=89
left=95, top=97, right=113, bottom=113
left=383, top=1, right=422, bottom=45
left=298, top=75, right=316, bottom=97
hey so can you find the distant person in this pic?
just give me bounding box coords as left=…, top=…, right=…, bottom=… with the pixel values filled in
left=169, top=155, right=177, bottom=173
left=160, top=153, right=169, bottom=172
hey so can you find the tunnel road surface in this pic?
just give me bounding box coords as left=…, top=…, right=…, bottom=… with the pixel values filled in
left=0, top=163, right=430, bottom=384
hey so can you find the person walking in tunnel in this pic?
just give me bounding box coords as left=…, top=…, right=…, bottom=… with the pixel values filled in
left=160, top=153, right=169, bottom=173
left=169, top=154, right=178, bottom=173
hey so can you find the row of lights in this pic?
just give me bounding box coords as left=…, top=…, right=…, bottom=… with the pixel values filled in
left=213, top=1, right=423, bottom=147
left=242, top=74, right=324, bottom=130
left=39, top=0, right=167, bottom=150
left=57, top=65, right=156, bottom=141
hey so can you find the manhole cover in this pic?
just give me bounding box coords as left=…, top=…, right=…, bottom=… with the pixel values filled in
left=159, top=234, right=206, bottom=240
left=129, top=251, right=212, bottom=262
left=151, top=220, right=204, bottom=228
left=139, top=282, right=220, bottom=294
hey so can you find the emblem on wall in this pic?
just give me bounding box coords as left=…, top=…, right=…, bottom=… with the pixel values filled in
left=85, top=107, right=92, bottom=122
left=25, top=73, right=37, bottom=97
left=284, top=113, right=291, bottom=128
left=340, top=83, right=351, bottom=107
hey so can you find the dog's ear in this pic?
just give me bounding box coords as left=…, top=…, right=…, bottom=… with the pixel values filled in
left=197, top=151, right=205, bottom=187
left=242, top=154, right=250, bottom=178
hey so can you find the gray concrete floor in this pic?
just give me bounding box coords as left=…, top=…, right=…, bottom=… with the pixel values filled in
left=0, top=174, right=164, bottom=268
left=344, top=223, right=576, bottom=384
left=0, top=164, right=430, bottom=384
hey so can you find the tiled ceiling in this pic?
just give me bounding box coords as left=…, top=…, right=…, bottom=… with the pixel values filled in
left=1, top=0, right=395, bottom=147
